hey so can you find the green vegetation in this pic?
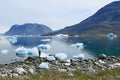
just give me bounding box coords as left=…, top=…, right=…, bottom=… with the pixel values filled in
left=1, top=68, right=120, bottom=80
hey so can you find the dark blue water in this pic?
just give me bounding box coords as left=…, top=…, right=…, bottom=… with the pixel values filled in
left=0, top=36, right=120, bottom=64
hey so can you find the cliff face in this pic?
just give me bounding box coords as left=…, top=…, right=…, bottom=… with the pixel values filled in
left=4, top=23, right=53, bottom=35
left=46, top=1, right=120, bottom=36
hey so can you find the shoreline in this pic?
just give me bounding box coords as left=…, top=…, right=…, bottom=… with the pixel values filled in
left=0, top=54, right=120, bottom=78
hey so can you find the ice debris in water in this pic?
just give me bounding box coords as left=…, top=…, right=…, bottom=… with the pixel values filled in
left=8, top=36, right=18, bottom=44
left=55, top=53, right=67, bottom=61
left=1, top=49, right=9, bottom=54
left=40, top=52, right=48, bottom=58
left=47, top=55, right=56, bottom=61
left=55, top=34, right=69, bottom=38
left=38, top=44, right=51, bottom=50
left=72, top=43, right=84, bottom=49
left=40, top=39, right=51, bottom=42
left=27, top=47, right=39, bottom=57
left=15, top=47, right=28, bottom=58
left=73, top=54, right=85, bottom=59
left=107, top=33, right=117, bottom=40
left=39, top=62, right=49, bottom=69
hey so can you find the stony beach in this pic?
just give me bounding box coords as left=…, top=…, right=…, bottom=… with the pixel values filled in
left=0, top=54, right=120, bottom=79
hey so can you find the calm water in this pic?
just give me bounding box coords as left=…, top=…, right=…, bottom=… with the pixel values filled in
left=0, top=36, right=120, bottom=64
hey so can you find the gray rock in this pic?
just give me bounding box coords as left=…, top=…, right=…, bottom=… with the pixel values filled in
left=98, top=54, right=107, bottom=59
left=12, top=73, right=19, bottom=77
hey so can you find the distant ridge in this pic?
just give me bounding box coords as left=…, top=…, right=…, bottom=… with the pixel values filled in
left=46, top=1, right=120, bottom=36
left=4, top=23, right=53, bottom=35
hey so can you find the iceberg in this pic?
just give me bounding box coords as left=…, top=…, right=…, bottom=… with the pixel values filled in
left=55, top=34, right=69, bottom=38
left=73, top=54, right=85, bottom=59
left=39, top=62, right=49, bottom=69
left=8, top=36, right=17, bottom=44
left=40, top=52, right=48, bottom=58
left=107, top=33, right=117, bottom=40
left=72, top=43, right=84, bottom=49
left=38, top=44, right=51, bottom=50
left=47, top=55, right=56, bottom=61
left=15, top=47, right=28, bottom=58
left=55, top=53, right=67, bottom=61
left=40, top=39, right=51, bottom=42
left=27, top=47, right=39, bottom=57
left=1, top=49, right=9, bottom=54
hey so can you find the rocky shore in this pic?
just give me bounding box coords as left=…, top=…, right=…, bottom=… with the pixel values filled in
left=0, top=54, right=120, bottom=79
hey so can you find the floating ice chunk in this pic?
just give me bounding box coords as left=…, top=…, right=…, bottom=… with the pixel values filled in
left=1, top=49, right=9, bottom=54
left=40, top=52, right=48, bottom=58
left=27, top=47, right=39, bottom=57
left=8, top=36, right=17, bottom=44
left=65, top=59, right=71, bottom=63
left=55, top=53, right=67, bottom=61
left=38, top=44, right=51, bottom=50
left=107, top=33, right=117, bottom=40
left=73, top=54, right=85, bottom=59
left=56, top=34, right=69, bottom=37
left=72, top=43, right=84, bottom=49
left=15, top=47, right=28, bottom=58
left=39, top=62, right=49, bottom=69
left=40, top=39, right=51, bottom=42
left=47, top=55, right=56, bottom=61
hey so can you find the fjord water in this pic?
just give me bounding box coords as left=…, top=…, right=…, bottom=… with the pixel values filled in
left=0, top=36, right=120, bottom=64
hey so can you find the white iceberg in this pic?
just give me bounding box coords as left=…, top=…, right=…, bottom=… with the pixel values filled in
left=40, top=52, right=48, bottom=58
left=73, top=53, right=85, bottom=59
left=38, top=44, right=51, bottom=50
left=107, top=33, right=117, bottom=40
left=39, top=62, right=49, bottom=69
left=27, top=47, right=39, bottom=57
left=55, top=34, right=69, bottom=38
left=47, top=55, right=56, bottom=61
left=15, top=47, right=28, bottom=58
left=1, top=49, right=9, bottom=54
left=40, top=39, right=51, bottom=42
left=55, top=53, right=67, bottom=61
left=72, top=43, right=84, bottom=49
left=8, top=36, right=18, bottom=44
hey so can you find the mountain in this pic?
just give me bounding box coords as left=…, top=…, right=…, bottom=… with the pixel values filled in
left=4, top=23, right=53, bottom=35
left=46, top=1, right=120, bottom=36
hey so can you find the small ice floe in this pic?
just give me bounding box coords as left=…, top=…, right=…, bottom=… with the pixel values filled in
left=98, top=60, right=106, bottom=64
left=15, top=47, right=28, bottom=58
left=40, top=52, right=48, bottom=58
left=55, top=53, right=67, bottom=61
left=1, top=49, right=9, bottom=54
left=38, top=44, right=51, bottom=50
left=107, top=33, right=117, bottom=40
left=73, top=54, right=85, bottom=59
left=64, top=59, right=71, bottom=66
left=47, top=55, right=56, bottom=61
left=27, top=47, right=39, bottom=57
left=72, top=43, right=84, bottom=49
left=39, top=62, right=49, bottom=69
left=40, top=39, right=51, bottom=42
left=55, top=34, right=69, bottom=38
left=8, top=36, right=18, bottom=44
